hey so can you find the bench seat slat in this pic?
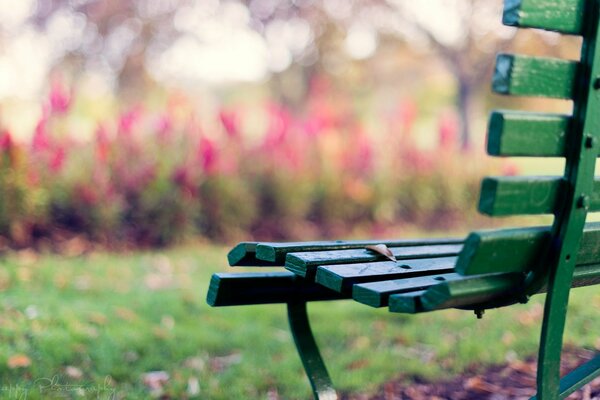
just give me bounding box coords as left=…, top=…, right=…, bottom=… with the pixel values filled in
left=503, top=0, right=585, bottom=35
left=351, top=273, right=461, bottom=308
left=457, top=222, right=600, bottom=275
left=207, top=272, right=347, bottom=306
left=487, top=111, right=570, bottom=157
left=315, top=256, right=457, bottom=293
left=493, top=54, right=578, bottom=99
left=227, top=242, right=283, bottom=266
left=389, top=262, right=600, bottom=313
left=228, top=237, right=463, bottom=266
left=285, top=244, right=462, bottom=279
left=254, top=237, right=462, bottom=264
left=479, top=177, right=600, bottom=216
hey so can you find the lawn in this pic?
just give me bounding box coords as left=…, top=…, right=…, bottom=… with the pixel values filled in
left=0, top=244, right=599, bottom=399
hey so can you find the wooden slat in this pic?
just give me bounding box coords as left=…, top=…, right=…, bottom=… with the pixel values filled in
left=479, top=176, right=563, bottom=215
left=315, top=256, right=457, bottom=293
left=388, top=290, right=427, bottom=314
left=492, top=54, right=578, bottom=99
left=503, top=0, right=585, bottom=35
left=351, top=273, right=461, bottom=308
left=255, top=237, right=462, bottom=264
left=487, top=111, right=570, bottom=157
left=389, top=262, right=600, bottom=313
left=227, top=242, right=282, bottom=266
left=456, top=222, right=600, bottom=276
left=206, top=272, right=346, bottom=306
left=479, top=177, right=600, bottom=216
left=285, top=244, right=462, bottom=279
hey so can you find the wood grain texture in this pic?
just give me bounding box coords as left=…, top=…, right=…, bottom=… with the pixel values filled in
left=285, top=244, right=462, bottom=279
left=503, top=0, right=584, bottom=34
left=207, top=272, right=346, bottom=306
left=255, top=237, right=462, bottom=263
left=487, top=111, right=570, bottom=157
left=315, top=256, right=457, bottom=293
left=456, top=222, right=600, bottom=276
left=492, top=54, right=578, bottom=99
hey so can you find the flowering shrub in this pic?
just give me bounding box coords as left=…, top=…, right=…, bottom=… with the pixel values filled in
left=0, top=79, right=504, bottom=248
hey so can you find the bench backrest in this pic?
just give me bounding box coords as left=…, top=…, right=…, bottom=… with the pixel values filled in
left=457, top=0, right=600, bottom=286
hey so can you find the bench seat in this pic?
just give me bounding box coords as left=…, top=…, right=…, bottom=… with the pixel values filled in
left=210, top=224, right=600, bottom=313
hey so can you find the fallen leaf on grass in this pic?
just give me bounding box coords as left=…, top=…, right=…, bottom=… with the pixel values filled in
left=209, top=353, right=242, bottom=373
left=7, top=354, right=31, bottom=369
left=142, top=371, right=170, bottom=391
left=65, top=366, right=83, bottom=379
left=187, top=377, right=200, bottom=396
left=144, top=273, right=174, bottom=290
left=183, top=356, right=205, bottom=372
left=114, top=307, right=138, bottom=322
left=365, top=244, right=396, bottom=262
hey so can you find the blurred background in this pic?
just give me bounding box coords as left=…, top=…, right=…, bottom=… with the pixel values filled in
left=3, top=1, right=600, bottom=400
left=0, top=0, right=581, bottom=248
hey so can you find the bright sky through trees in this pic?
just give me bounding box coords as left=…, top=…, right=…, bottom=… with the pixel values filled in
left=0, top=0, right=503, bottom=100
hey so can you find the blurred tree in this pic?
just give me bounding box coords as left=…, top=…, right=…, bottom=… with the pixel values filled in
left=16, top=0, right=569, bottom=149
left=369, top=0, right=513, bottom=150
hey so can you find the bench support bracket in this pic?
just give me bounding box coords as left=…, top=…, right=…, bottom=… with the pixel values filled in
left=287, top=302, right=337, bottom=400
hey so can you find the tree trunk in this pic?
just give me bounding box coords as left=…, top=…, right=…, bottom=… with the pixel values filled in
left=457, top=79, right=473, bottom=151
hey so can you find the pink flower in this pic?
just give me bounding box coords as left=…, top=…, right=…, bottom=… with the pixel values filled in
left=438, top=111, right=458, bottom=149
left=218, top=109, right=239, bottom=139
left=118, top=107, right=142, bottom=136
left=155, top=114, right=173, bottom=141
left=263, top=103, right=291, bottom=148
left=49, top=79, right=71, bottom=115
left=32, top=118, right=50, bottom=152
left=95, top=123, right=111, bottom=163
left=0, top=130, right=13, bottom=152
left=49, top=145, right=66, bottom=172
left=502, top=161, right=520, bottom=176
left=197, top=136, right=218, bottom=175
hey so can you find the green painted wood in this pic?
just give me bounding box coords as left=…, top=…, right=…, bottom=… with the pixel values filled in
left=287, top=302, right=337, bottom=400
left=492, top=54, right=578, bottom=99
left=352, top=273, right=460, bottom=308
left=479, top=176, right=564, bottom=215
left=387, top=290, right=427, bottom=314
left=227, top=242, right=283, bottom=266
left=255, top=237, right=462, bottom=264
left=285, top=244, right=462, bottom=279
left=315, top=256, right=457, bottom=293
left=456, top=222, right=600, bottom=276
left=503, top=0, right=585, bottom=35
left=389, top=262, right=600, bottom=314
left=419, top=273, right=523, bottom=312
left=487, top=111, right=570, bottom=157
left=206, top=272, right=347, bottom=306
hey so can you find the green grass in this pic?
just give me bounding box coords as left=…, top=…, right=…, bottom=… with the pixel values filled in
left=0, top=245, right=599, bottom=399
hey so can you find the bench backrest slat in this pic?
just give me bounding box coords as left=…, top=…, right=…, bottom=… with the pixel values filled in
left=456, top=222, right=600, bottom=275
left=503, top=0, right=585, bottom=35
left=493, top=54, right=578, bottom=99
left=487, top=111, right=570, bottom=157
left=479, top=177, right=600, bottom=215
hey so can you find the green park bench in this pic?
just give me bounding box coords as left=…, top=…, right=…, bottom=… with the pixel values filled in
left=206, top=0, right=600, bottom=398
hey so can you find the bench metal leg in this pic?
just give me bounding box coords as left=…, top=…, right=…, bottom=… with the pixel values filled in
left=534, top=274, right=574, bottom=399
left=530, top=353, right=600, bottom=399
left=287, top=302, right=337, bottom=400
